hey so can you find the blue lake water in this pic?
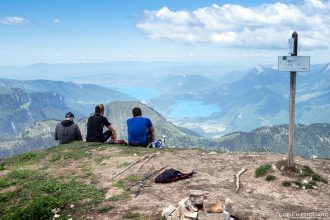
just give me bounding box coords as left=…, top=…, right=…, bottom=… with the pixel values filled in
left=117, top=87, right=220, bottom=118
left=117, top=87, right=160, bottom=100
left=168, top=100, right=220, bottom=118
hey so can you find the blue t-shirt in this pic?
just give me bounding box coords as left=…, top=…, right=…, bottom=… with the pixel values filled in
left=127, top=117, right=153, bottom=145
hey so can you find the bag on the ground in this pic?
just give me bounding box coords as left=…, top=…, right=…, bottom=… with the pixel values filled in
left=155, top=168, right=196, bottom=183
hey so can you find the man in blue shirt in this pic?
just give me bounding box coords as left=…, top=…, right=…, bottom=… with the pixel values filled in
left=127, top=107, right=155, bottom=147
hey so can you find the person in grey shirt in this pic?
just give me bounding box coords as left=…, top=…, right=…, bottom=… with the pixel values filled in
left=55, top=112, right=82, bottom=144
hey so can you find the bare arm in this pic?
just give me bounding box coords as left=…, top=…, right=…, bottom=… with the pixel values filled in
left=107, top=124, right=117, bottom=140
left=149, top=126, right=155, bottom=142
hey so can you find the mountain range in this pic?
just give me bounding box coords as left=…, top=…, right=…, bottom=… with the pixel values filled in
left=214, top=123, right=330, bottom=159
left=0, top=101, right=202, bottom=158
left=148, top=63, right=330, bottom=136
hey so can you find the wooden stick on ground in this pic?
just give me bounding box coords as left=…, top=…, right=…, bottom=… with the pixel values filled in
left=131, top=153, right=156, bottom=174
left=110, top=154, right=151, bottom=180
left=235, top=167, right=247, bottom=192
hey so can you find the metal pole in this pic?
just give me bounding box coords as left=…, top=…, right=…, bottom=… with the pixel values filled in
left=288, top=31, right=298, bottom=168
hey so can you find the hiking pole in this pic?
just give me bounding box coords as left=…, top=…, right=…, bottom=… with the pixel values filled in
left=126, top=164, right=169, bottom=192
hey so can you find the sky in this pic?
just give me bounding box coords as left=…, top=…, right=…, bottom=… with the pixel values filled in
left=0, top=0, right=329, bottom=69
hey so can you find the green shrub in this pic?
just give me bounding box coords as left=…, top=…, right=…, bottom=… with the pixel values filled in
left=282, top=180, right=291, bottom=187
left=293, top=181, right=302, bottom=188
left=255, top=163, right=271, bottom=177
left=303, top=183, right=314, bottom=189
left=302, top=166, right=314, bottom=177
left=0, top=162, right=5, bottom=171
left=265, top=175, right=276, bottom=181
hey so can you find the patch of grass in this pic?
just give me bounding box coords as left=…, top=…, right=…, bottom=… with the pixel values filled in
left=293, top=181, right=302, bottom=188
left=122, top=212, right=144, bottom=219
left=265, top=175, right=276, bottom=181
left=17, top=152, right=41, bottom=163
left=0, top=168, right=106, bottom=219
left=301, top=165, right=328, bottom=184
left=126, top=175, right=140, bottom=182
left=0, top=161, right=5, bottom=171
left=302, top=166, right=314, bottom=177
left=255, top=163, right=271, bottom=177
left=282, top=180, right=291, bottom=187
left=0, top=178, right=14, bottom=189
left=113, top=180, right=125, bottom=189
left=106, top=192, right=130, bottom=201
left=97, top=205, right=115, bottom=213
left=303, top=183, right=314, bottom=189
left=64, top=150, right=89, bottom=160
left=49, top=153, right=62, bottom=163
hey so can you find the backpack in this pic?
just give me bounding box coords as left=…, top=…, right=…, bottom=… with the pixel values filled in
left=155, top=168, right=196, bottom=183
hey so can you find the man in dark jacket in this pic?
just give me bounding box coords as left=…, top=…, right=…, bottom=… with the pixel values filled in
left=55, top=112, right=82, bottom=144
left=86, top=104, right=117, bottom=142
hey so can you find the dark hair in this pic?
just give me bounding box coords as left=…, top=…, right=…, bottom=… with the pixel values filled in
left=95, top=104, right=104, bottom=114
left=65, top=112, right=74, bottom=118
left=132, top=107, right=142, bottom=117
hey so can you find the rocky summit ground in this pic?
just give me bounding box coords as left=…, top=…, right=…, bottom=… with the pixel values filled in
left=0, top=142, right=329, bottom=220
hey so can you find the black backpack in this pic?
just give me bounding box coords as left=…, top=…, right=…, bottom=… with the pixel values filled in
left=155, top=168, right=196, bottom=183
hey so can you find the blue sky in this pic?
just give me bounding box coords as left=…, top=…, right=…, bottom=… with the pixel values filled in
left=0, top=0, right=329, bottom=68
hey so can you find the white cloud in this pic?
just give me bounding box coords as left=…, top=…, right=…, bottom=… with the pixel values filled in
left=53, top=18, right=61, bottom=24
left=0, top=16, right=29, bottom=25
left=137, top=0, right=330, bottom=50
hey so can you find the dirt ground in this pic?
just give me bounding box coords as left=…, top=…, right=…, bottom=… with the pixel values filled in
left=46, top=147, right=330, bottom=220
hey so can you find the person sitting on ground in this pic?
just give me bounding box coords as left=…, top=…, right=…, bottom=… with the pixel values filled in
left=86, top=104, right=117, bottom=142
left=127, top=107, right=155, bottom=147
left=55, top=112, right=82, bottom=144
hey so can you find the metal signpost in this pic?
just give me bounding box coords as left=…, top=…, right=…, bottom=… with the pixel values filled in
left=278, top=32, right=310, bottom=168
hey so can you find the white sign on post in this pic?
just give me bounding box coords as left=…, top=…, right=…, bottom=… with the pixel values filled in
left=278, top=56, right=310, bottom=72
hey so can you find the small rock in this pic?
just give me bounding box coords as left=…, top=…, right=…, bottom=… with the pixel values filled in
left=246, top=189, right=252, bottom=193
left=54, top=214, right=60, bottom=218
left=224, top=198, right=234, bottom=213
left=280, top=166, right=285, bottom=171
left=198, top=213, right=226, bottom=220
left=188, top=190, right=209, bottom=197
left=204, top=201, right=223, bottom=213
left=183, top=211, right=198, bottom=219
left=223, top=211, right=231, bottom=220
left=186, top=199, right=198, bottom=212
left=312, top=185, right=317, bottom=189
left=178, top=198, right=189, bottom=215
left=70, top=204, right=75, bottom=208
left=271, top=164, right=277, bottom=171
left=209, top=151, right=217, bottom=155
left=133, top=153, right=137, bottom=156
left=190, top=196, right=204, bottom=207
left=170, top=207, right=181, bottom=219
left=162, top=204, right=177, bottom=217
left=302, top=179, right=308, bottom=184
left=51, top=208, right=61, bottom=214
